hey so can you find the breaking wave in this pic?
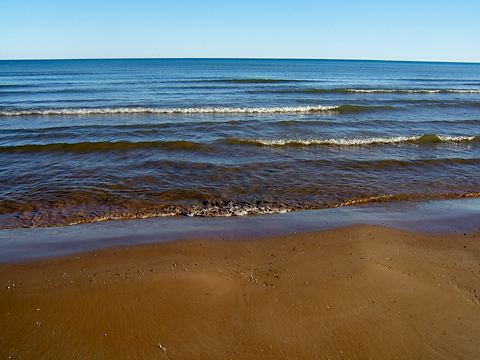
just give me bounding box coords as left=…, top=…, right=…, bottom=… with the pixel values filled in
left=284, top=88, right=480, bottom=94
left=2, top=135, right=477, bottom=154
left=0, top=105, right=341, bottom=117
left=211, top=78, right=301, bottom=83
left=230, top=134, right=479, bottom=147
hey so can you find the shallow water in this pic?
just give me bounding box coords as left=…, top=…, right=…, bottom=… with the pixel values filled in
left=1, top=198, right=480, bottom=262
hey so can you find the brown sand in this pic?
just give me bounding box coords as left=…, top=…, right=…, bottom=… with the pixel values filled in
left=1, top=224, right=479, bottom=359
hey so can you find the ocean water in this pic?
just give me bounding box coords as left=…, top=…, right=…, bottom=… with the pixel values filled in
left=1, top=58, right=479, bottom=229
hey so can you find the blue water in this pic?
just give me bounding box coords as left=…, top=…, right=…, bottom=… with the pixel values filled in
left=1, top=59, right=479, bottom=228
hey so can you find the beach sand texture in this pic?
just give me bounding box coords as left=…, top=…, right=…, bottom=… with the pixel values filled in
left=1, top=224, right=479, bottom=359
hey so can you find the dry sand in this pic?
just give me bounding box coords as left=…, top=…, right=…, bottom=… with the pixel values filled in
left=1, top=224, right=479, bottom=359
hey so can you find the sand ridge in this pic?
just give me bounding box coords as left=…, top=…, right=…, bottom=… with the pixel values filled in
left=1, top=224, right=479, bottom=359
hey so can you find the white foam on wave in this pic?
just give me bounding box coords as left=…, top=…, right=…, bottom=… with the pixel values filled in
left=241, top=136, right=416, bottom=146
left=240, top=134, right=477, bottom=147
left=349, top=89, right=409, bottom=93
left=348, top=89, right=480, bottom=94
left=438, top=135, right=476, bottom=142
left=66, top=204, right=291, bottom=226
left=183, top=204, right=290, bottom=217
left=0, top=105, right=340, bottom=116
left=447, top=89, right=480, bottom=93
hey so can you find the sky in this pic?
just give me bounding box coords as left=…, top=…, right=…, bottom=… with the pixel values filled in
left=1, top=0, right=479, bottom=62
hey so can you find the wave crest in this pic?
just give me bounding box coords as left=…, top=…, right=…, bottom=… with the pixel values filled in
left=2, top=134, right=477, bottom=154
left=295, top=88, right=480, bottom=94
left=0, top=140, right=217, bottom=153
left=231, top=134, right=479, bottom=147
left=0, top=105, right=340, bottom=117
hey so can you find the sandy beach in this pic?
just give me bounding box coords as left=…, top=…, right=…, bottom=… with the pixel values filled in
left=1, top=222, right=479, bottom=359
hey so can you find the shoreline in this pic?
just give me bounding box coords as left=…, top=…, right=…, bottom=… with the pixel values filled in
left=1, top=198, right=480, bottom=263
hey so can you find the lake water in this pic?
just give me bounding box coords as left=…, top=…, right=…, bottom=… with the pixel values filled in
left=1, top=59, right=479, bottom=228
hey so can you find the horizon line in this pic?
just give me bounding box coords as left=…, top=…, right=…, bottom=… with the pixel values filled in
left=1, top=57, right=479, bottom=65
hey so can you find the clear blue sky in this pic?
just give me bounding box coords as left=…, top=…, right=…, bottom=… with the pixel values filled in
left=1, top=0, right=479, bottom=62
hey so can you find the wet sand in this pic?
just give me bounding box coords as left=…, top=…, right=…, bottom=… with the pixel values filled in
left=1, top=224, right=479, bottom=359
